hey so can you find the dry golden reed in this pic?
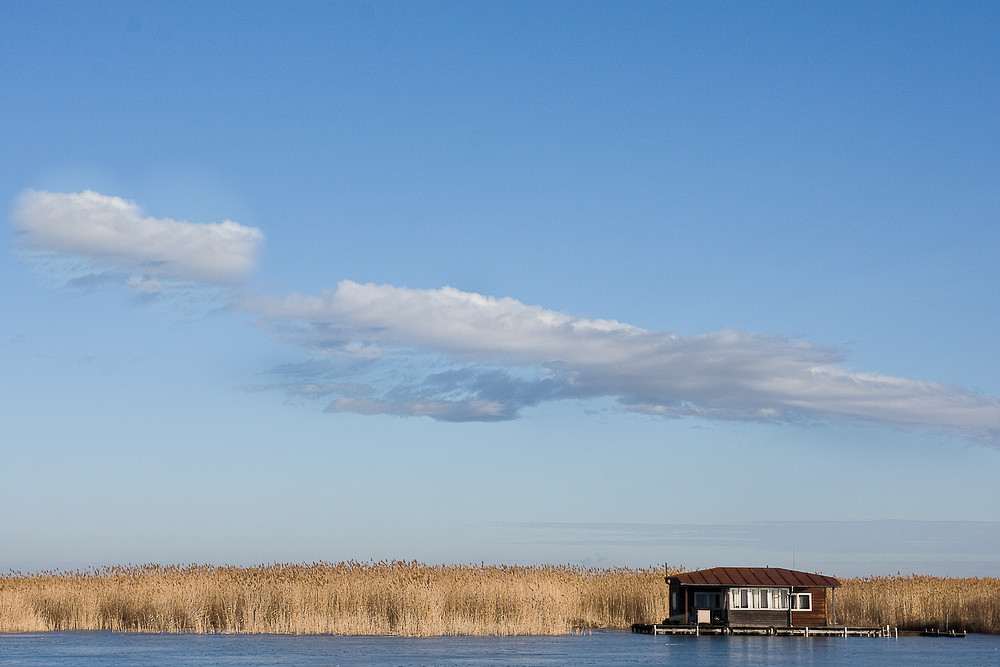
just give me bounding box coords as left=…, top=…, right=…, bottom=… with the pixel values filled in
left=5, top=565, right=997, bottom=635
left=836, top=575, right=1000, bottom=634
left=0, top=562, right=679, bottom=635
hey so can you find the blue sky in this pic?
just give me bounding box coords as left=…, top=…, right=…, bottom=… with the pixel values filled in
left=3, top=1, right=999, bottom=578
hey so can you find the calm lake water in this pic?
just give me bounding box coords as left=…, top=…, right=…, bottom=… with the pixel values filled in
left=1, top=630, right=998, bottom=666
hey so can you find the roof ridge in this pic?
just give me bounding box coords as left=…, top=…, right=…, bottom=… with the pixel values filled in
left=673, top=566, right=841, bottom=588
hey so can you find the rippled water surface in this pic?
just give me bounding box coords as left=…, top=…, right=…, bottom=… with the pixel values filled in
left=1, top=630, right=998, bottom=666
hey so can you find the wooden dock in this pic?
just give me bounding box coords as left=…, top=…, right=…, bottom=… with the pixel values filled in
left=632, top=623, right=887, bottom=637
left=921, top=628, right=967, bottom=638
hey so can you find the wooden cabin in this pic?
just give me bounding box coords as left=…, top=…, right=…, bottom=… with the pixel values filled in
left=666, top=567, right=841, bottom=628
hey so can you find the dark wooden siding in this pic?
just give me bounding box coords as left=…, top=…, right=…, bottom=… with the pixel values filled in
left=728, top=609, right=788, bottom=627
left=723, top=587, right=831, bottom=627
left=789, top=587, right=828, bottom=627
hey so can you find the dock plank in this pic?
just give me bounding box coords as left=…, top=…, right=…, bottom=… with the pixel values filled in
left=632, top=624, right=886, bottom=637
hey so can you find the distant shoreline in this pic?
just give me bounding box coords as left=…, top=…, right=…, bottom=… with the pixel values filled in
left=1, top=563, right=996, bottom=635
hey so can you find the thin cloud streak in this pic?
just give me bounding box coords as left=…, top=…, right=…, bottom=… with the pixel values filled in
left=504, top=520, right=1000, bottom=576
left=510, top=520, right=1000, bottom=555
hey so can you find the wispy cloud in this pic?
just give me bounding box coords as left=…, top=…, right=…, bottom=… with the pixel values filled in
left=13, top=190, right=263, bottom=286
left=245, top=282, right=1000, bottom=440
left=13, top=189, right=1000, bottom=441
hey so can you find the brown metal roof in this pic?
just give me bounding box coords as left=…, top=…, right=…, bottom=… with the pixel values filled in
left=672, top=567, right=841, bottom=588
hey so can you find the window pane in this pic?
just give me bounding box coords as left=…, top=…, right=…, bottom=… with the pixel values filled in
left=791, top=593, right=812, bottom=611
left=695, top=592, right=721, bottom=609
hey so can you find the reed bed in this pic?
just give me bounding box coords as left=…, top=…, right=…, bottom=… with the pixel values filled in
left=836, top=575, right=1000, bottom=634
left=0, top=562, right=678, bottom=635
left=5, top=565, right=997, bottom=635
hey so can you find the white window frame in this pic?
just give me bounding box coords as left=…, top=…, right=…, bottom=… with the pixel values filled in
left=729, top=588, right=790, bottom=610
left=790, top=593, right=812, bottom=611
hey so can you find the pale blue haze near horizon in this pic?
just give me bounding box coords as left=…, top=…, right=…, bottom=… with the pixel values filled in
left=2, top=1, right=999, bottom=578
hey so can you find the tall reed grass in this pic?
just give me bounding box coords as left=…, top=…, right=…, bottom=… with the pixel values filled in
left=0, top=562, right=677, bottom=635
left=836, top=575, right=1000, bottom=634
left=4, top=565, right=997, bottom=635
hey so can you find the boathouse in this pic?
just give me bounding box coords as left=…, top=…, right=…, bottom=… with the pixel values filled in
left=666, top=567, right=841, bottom=628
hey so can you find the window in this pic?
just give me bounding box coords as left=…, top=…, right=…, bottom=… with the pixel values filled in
left=729, top=588, right=791, bottom=610
left=790, top=593, right=812, bottom=611
left=693, top=592, right=722, bottom=609
left=730, top=589, right=812, bottom=611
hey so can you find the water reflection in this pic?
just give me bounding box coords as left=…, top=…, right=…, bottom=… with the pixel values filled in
left=0, top=630, right=997, bottom=666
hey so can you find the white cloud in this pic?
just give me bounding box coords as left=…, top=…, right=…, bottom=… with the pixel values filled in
left=13, top=190, right=999, bottom=441
left=247, top=281, right=1000, bottom=440
left=248, top=280, right=647, bottom=361
left=13, top=189, right=262, bottom=284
